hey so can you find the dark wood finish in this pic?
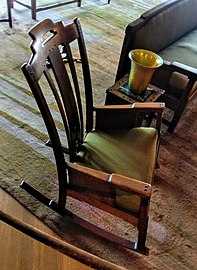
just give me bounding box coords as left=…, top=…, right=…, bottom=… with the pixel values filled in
left=12, top=0, right=81, bottom=19
left=105, top=73, right=164, bottom=105
left=0, top=0, right=12, bottom=27
left=21, top=18, right=164, bottom=254
left=105, top=74, right=164, bottom=130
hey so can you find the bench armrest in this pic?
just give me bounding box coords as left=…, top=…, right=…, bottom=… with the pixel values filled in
left=162, top=60, right=197, bottom=79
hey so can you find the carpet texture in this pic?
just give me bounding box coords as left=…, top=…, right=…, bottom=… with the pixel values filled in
left=0, top=0, right=197, bottom=269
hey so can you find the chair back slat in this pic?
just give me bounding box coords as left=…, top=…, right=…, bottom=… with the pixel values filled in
left=62, top=43, right=84, bottom=141
left=43, top=66, right=72, bottom=151
left=22, top=18, right=94, bottom=162
left=47, top=48, right=82, bottom=158
left=75, top=18, right=94, bottom=131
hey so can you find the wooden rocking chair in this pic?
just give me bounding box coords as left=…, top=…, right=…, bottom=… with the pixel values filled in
left=21, top=18, right=164, bottom=254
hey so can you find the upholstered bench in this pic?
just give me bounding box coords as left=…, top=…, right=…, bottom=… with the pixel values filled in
left=116, top=0, right=197, bottom=133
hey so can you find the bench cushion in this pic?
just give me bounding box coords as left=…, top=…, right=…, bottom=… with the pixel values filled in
left=159, top=28, right=197, bottom=69
left=158, top=29, right=197, bottom=98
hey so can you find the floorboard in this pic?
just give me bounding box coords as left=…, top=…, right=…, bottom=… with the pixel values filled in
left=0, top=188, right=92, bottom=270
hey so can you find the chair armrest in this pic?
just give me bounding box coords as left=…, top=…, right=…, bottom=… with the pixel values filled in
left=95, top=102, right=165, bottom=112
left=131, top=102, right=165, bottom=111
left=67, top=163, right=151, bottom=197
left=94, top=102, right=165, bottom=111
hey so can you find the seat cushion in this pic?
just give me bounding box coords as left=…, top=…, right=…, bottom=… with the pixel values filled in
left=76, top=127, right=158, bottom=213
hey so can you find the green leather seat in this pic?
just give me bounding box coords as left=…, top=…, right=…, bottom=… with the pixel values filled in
left=77, top=127, right=158, bottom=214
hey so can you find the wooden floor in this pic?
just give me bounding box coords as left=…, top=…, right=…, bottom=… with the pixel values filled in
left=0, top=188, right=92, bottom=270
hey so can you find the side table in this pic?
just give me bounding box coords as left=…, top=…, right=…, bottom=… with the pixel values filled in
left=105, top=74, right=164, bottom=105
left=105, top=74, right=165, bottom=127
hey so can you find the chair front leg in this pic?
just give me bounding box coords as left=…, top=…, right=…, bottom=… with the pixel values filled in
left=137, top=197, right=150, bottom=254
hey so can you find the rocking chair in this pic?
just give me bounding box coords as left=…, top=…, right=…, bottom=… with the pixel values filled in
left=21, top=18, right=164, bottom=254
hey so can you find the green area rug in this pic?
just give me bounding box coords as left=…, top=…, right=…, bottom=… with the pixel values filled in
left=1, top=0, right=197, bottom=269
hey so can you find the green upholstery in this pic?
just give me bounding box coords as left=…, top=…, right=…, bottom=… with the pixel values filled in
left=159, top=29, right=197, bottom=69
left=159, top=29, right=197, bottom=97
left=77, top=127, right=158, bottom=213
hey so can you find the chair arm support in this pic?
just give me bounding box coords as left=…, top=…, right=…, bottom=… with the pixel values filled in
left=94, top=103, right=164, bottom=132
left=67, top=163, right=152, bottom=197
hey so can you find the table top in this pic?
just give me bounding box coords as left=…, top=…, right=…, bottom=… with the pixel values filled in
left=106, top=74, right=165, bottom=104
